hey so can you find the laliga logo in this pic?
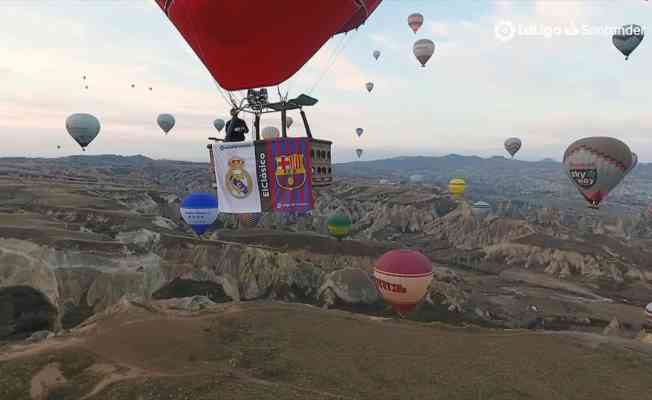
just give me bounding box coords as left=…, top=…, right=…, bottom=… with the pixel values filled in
left=495, top=20, right=516, bottom=42
left=225, top=158, right=253, bottom=199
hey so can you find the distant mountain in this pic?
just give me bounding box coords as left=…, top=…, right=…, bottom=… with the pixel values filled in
left=334, top=154, right=652, bottom=214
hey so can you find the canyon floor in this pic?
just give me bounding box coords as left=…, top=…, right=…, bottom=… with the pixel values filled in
left=3, top=300, right=652, bottom=400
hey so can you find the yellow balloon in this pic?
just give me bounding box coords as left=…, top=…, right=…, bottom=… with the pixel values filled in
left=448, top=178, right=466, bottom=200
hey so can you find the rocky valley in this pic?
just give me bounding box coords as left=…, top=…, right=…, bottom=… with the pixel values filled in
left=1, top=154, right=652, bottom=399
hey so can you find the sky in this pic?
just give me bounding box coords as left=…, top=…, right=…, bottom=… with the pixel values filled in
left=0, top=1, right=650, bottom=163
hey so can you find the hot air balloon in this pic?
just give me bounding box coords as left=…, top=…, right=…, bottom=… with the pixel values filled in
left=157, top=114, right=175, bottom=135
left=613, top=24, right=644, bottom=60
left=56, top=145, right=61, bottom=150
left=285, top=116, right=294, bottom=129
left=84, top=85, right=89, bottom=90
left=180, top=192, right=219, bottom=236
left=213, top=118, right=225, bottom=133
left=327, top=214, right=352, bottom=240
left=149, top=87, right=153, bottom=91
left=504, top=137, right=522, bottom=158
left=131, top=84, right=135, bottom=88
left=448, top=178, right=466, bottom=200
left=365, top=82, right=374, bottom=93
left=356, top=128, right=364, bottom=138
left=373, top=50, right=381, bottom=60
left=626, top=152, right=638, bottom=176
left=66, top=113, right=100, bottom=151
left=262, top=126, right=280, bottom=140
left=645, top=302, right=652, bottom=323
left=471, top=201, right=492, bottom=218
left=407, top=13, right=424, bottom=34
left=239, top=213, right=262, bottom=228
left=563, top=137, right=633, bottom=209
left=373, top=249, right=433, bottom=317
left=356, top=148, right=363, bottom=158
left=409, top=174, right=424, bottom=183
left=154, top=1, right=383, bottom=91
left=413, top=39, right=435, bottom=67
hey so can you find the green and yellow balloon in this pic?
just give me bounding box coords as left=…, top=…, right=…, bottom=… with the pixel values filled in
left=327, top=214, right=352, bottom=241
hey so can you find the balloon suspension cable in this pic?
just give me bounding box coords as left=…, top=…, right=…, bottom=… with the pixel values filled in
left=353, top=0, right=370, bottom=18
left=308, top=33, right=353, bottom=95
left=213, top=79, right=235, bottom=108
left=276, top=86, right=289, bottom=103
left=185, top=10, right=240, bottom=111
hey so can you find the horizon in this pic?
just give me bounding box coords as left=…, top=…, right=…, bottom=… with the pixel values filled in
left=0, top=151, right=574, bottom=165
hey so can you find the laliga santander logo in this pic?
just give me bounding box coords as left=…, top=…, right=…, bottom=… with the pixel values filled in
left=495, top=20, right=516, bottom=42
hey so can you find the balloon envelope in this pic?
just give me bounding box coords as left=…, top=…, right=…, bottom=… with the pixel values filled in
left=504, top=137, right=522, bottom=158
left=409, top=174, right=424, bottom=183
left=613, top=24, right=644, bottom=60
left=373, top=249, right=433, bottom=316
left=154, top=1, right=383, bottom=90
left=626, top=152, right=638, bottom=176
left=157, top=114, right=175, bottom=134
left=471, top=201, right=492, bottom=218
left=262, top=126, right=280, bottom=140
left=66, top=113, right=101, bottom=150
left=356, top=148, right=363, bottom=158
left=563, top=137, right=632, bottom=209
left=214, top=118, right=225, bottom=132
left=413, top=39, right=435, bottom=67
left=180, top=192, right=219, bottom=236
left=448, top=178, right=466, bottom=199
left=356, top=128, right=364, bottom=138
left=407, top=13, right=424, bottom=33
left=373, top=50, right=381, bottom=60
left=285, top=116, right=294, bottom=129
left=365, top=82, right=374, bottom=92
left=327, top=214, right=352, bottom=240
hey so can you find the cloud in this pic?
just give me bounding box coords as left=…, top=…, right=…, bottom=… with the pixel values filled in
left=368, top=33, right=401, bottom=51
left=0, top=1, right=650, bottom=164
left=430, top=22, right=450, bottom=37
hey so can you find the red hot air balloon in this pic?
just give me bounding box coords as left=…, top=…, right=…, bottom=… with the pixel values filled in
left=155, top=1, right=383, bottom=91
left=373, top=249, right=434, bottom=317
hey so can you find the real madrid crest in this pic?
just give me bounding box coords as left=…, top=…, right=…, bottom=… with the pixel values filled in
left=225, top=158, right=253, bottom=199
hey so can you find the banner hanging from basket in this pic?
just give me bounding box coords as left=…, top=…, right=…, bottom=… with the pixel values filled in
left=212, top=138, right=314, bottom=214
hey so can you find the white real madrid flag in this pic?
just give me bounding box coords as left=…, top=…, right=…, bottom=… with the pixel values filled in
left=212, top=142, right=262, bottom=213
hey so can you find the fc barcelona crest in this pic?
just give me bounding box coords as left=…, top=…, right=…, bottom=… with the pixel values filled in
left=275, top=153, right=307, bottom=191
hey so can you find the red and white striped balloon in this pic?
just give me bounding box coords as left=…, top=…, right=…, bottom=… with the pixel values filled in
left=373, top=249, right=433, bottom=317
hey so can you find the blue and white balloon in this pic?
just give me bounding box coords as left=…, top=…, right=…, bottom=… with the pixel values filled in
left=180, top=192, right=219, bottom=236
left=471, top=201, right=492, bottom=218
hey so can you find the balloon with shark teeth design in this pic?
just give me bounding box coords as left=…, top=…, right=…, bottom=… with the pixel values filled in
left=563, top=137, right=633, bottom=209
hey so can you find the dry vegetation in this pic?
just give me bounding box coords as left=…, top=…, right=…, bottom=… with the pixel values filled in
left=1, top=302, right=652, bottom=400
